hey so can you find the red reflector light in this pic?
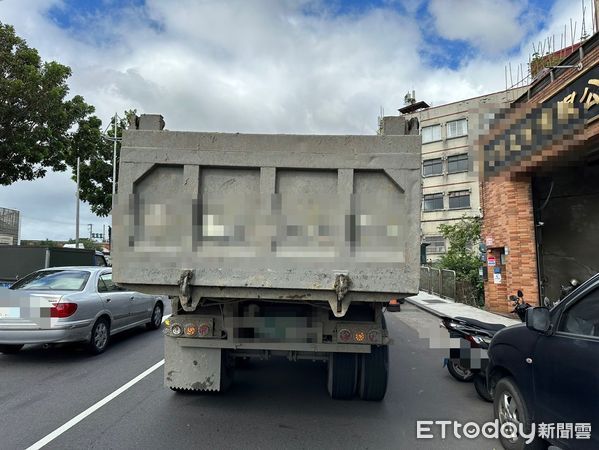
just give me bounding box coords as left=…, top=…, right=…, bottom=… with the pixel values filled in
left=368, top=330, right=379, bottom=342
left=50, top=303, right=78, bottom=318
left=338, top=329, right=351, bottom=342
left=198, top=323, right=211, bottom=337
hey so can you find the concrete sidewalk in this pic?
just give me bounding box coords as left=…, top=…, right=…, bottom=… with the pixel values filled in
left=405, top=291, right=519, bottom=326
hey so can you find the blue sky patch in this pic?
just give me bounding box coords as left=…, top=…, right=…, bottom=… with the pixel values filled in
left=46, top=0, right=162, bottom=45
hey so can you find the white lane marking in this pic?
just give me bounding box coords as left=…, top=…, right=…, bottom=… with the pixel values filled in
left=26, top=359, right=165, bottom=450
left=27, top=313, right=172, bottom=449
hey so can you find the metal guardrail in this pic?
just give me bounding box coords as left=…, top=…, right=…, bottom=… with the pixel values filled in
left=419, top=266, right=456, bottom=300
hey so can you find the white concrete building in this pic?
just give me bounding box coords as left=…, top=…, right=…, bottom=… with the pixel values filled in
left=0, top=207, right=20, bottom=245
left=380, top=87, right=526, bottom=260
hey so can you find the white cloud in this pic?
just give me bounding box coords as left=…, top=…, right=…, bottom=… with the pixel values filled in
left=0, top=170, right=110, bottom=242
left=0, top=0, right=592, bottom=239
left=428, top=0, right=530, bottom=54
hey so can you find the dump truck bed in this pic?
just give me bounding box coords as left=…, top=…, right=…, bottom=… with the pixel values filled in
left=113, top=125, right=421, bottom=312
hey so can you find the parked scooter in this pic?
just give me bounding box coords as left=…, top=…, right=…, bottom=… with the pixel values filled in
left=441, top=290, right=531, bottom=402
left=509, top=289, right=532, bottom=321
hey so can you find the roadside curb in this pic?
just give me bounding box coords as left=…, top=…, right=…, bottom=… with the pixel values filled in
left=404, top=297, right=448, bottom=319
left=404, top=294, right=519, bottom=326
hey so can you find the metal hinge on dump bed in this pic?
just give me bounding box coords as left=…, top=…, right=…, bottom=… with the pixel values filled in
left=178, top=269, right=194, bottom=311
left=329, top=272, right=352, bottom=317
left=333, top=273, right=350, bottom=313
left=176, top=269, right=355, bottom=317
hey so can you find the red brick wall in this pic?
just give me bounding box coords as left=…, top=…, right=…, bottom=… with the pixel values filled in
left=480, top=42, right=599, bottom=313
left=482, top=176, right=539, bottom=313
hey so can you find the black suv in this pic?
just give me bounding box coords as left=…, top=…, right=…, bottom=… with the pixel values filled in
left=487, top=273, right=599, bottom=450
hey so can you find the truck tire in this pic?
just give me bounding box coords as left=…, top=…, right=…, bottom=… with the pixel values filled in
left=358, top=345, right=389, bottom=401
left=327, top=353, right=357, bottom=399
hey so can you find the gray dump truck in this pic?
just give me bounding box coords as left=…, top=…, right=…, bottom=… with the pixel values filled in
left=112, top=114, right=421, bottom=400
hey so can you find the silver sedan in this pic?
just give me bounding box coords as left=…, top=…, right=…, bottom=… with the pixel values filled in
left=0, top=267, right=165, bottom=354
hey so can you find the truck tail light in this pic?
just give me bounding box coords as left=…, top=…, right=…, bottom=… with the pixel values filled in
left=171, top=324, right=183, bottom=336
left=184, top=324, right=197, bottom=336
left=368, top=330, right=379, bottom=342
left=50, top=302, right=78, bottom=318
left=354, top=330, right=366, bottom=342
left=198, top=323, right=211, bottom=337
left=338, top=329, right=351, bottom=342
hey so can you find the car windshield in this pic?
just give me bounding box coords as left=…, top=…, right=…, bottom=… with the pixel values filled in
left=9, top=270, right=90, bottom=291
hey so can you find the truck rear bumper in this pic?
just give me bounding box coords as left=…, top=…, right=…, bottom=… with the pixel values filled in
left=175, top=338, right=376, bottom=353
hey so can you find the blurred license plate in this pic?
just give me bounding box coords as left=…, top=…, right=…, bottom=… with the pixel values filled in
left=0, top=307, right=20, bottom=318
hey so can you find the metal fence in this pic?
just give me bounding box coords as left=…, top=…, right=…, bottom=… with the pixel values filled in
left=419, top=266, right=456, bottom=300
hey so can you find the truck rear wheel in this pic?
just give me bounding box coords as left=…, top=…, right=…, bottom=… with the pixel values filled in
left=358, top=345, right=389, bottom=401
left=327, top=353, right=357, bottom=399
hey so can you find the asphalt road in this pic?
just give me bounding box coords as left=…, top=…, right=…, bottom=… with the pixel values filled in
left=0, top=304, right=502, bottom=450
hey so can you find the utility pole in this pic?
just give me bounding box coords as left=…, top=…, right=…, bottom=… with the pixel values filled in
left=88, top=224, right=93, bottom=240
left=75, top=157, right=80, bottom=248
left=101, top=113, right=122, bottom=250
left=112, top=113, right=118, bottom=211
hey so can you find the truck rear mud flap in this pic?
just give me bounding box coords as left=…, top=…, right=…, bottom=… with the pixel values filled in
left=164, top=336, right=224, bottom=392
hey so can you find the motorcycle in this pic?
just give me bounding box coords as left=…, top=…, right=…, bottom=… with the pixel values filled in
left=440, top=290, right=531, bottom=402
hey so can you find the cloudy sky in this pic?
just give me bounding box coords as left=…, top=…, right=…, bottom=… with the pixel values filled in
left=0, top=0, right=592, bottom=241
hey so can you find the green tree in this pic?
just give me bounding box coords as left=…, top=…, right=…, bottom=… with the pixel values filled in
left=437, top=217, right=483, bottom=303
left=67, top=111, right=136, bottom=217
left=0, top=22, right=94, bottom=185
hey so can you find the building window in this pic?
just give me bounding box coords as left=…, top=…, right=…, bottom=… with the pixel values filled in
left=423, top=158, right=443, bottom=176
left=447, top=153, right=469, bottom=173
left=446, top=119, right=467, bottom=138
left=423, top=235, right=446, bottom=254
left=423, top=193, right=444, bottom=211
left=448, top=190, right=470, bottom=209
left=422, top=124, right=441, bottom=143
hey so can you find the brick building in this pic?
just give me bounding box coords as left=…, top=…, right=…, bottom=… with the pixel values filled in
left=480, top=33, right=599, bottom=312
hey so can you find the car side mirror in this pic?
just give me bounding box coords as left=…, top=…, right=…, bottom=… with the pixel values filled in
left=525, top=307, right=551, bottom=333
